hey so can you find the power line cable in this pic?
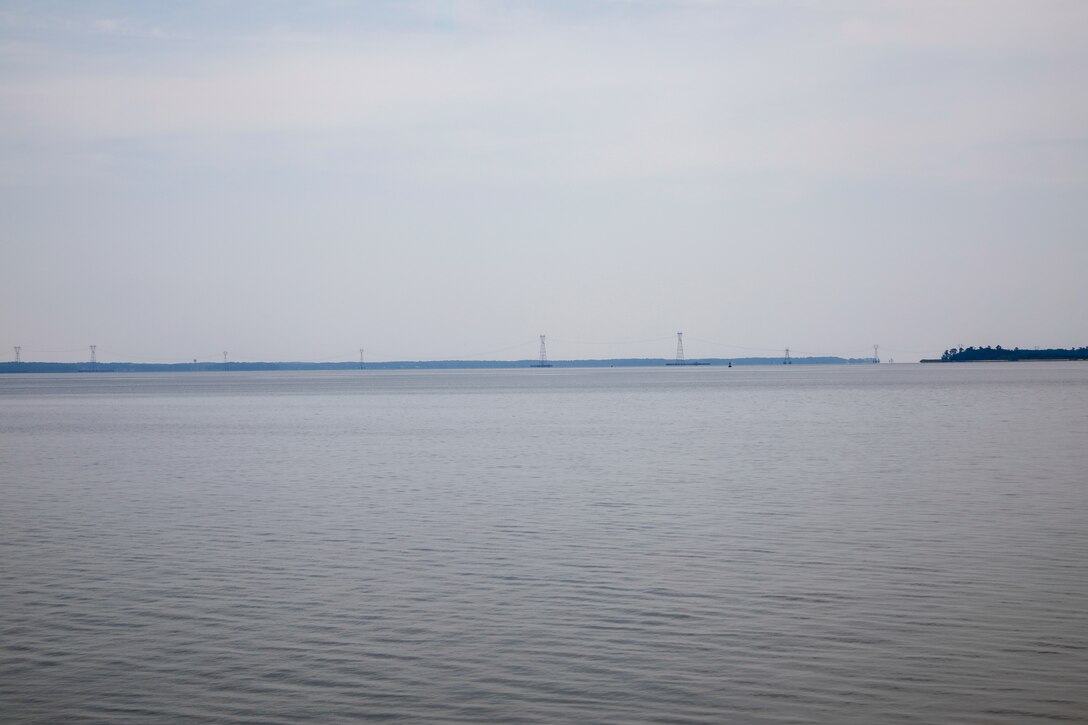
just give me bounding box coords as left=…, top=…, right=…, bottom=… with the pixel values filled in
left=551, top=334, right=675, bottom=346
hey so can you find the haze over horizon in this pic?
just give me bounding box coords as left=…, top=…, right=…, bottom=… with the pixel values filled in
left=2, top=1, right=1086, bottom=363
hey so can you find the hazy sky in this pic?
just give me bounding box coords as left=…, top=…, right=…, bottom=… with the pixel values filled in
left=2, top=1, right=1086, bottom=362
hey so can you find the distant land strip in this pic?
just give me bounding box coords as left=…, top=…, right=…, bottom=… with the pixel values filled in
left=921, top=346, right=1088, bottom=363
left=0, top=357, right=873, bottom=373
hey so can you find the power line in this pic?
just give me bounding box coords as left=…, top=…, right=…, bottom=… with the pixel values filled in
left=354, top=339, right=541, bottom=362
left=686, top=336, right=791, bottom=354
left=98, top=349, right=192, bottom=363
left=687, top=336, right=876, bottom=360
left=551, top=334, right=674, bottom=346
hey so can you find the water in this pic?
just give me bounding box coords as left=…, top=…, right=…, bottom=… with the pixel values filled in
left=2, top=364, right=1087, bottom=723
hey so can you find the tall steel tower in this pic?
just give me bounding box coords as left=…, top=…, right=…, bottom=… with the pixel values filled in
left=675, top=332, right=685, bottom=364
left=90, top=345, right=97, bottom=364
left=359, top=348, right=365, bottom=370
left=784, top=348, right=792, bottom=365
left=531, top=335, right=553, bottom=367
left=223, top=351, right=228, bottom=364
left=873, top=344, right=880, bottom=363
left=13, top=346, right=20, bottom=363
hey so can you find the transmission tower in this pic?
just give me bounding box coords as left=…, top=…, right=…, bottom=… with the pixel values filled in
left=13, top=346, right=20, bottom=362
left=667, top=331, right=699, bottom=366
left=223, top=351, right=228, bottom=364
left=359, top=348, right=365, bottom=370
left=784, top=348, right=791, bottom=365
left=531, top=334, right=552, bottom=367
left=873, top=344, right=880, bottom=363
left=90, top=345, right=97, bottom=364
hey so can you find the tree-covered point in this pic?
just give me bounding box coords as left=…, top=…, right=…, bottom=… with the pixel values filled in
left=940, top=346, right=1088, bottom=362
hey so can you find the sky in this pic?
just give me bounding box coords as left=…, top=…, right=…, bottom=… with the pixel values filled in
left=1, top=0, right=1086, bottom=363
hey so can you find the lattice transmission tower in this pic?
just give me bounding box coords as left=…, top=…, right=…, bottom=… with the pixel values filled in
left=784, top=348, right=792, bottom=365
left=531, top=335, right=553, bottom=367
left=13, top=346, right=20, bottom=363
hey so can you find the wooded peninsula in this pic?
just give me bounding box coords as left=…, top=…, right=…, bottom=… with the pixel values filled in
left=925, top=346, right=1088, bottom=362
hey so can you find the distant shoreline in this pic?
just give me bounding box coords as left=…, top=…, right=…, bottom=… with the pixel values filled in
left=0, top=357, right=874, bottom=373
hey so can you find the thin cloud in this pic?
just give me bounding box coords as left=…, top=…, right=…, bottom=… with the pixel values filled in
left=1, top=2, right=1083, bottom=188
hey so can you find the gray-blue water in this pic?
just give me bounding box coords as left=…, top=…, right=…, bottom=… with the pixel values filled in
left=2, top=364, right=1087, bottom=723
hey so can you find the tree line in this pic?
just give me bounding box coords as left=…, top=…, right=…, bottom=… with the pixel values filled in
left=940, top=346, right=1088, bottom=362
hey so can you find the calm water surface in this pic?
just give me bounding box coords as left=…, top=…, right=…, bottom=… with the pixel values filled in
left=2, top=364, right=1087, bottom=723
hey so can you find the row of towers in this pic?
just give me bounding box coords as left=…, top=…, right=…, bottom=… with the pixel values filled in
left=665, top=335, right=879, bottom=365
left=7, top=340, right=882, bottom=365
